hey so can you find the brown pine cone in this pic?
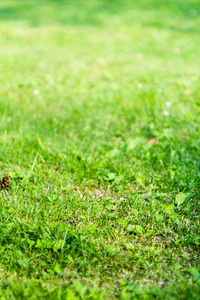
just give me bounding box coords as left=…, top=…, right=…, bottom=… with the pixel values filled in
left=0, top=176, right=11, bottom=189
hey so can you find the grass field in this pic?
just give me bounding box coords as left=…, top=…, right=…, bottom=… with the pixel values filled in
left=0, top=0, right=200, bottom=299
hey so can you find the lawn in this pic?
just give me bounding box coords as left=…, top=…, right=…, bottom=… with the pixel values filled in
left=0, top=0, right=200, bottom=299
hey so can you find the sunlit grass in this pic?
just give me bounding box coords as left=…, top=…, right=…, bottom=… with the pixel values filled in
left=0, top=0, right=200, bottom=299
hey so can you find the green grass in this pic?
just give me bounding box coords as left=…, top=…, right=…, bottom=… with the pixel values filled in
left=0, top=0, right=200, bottom=299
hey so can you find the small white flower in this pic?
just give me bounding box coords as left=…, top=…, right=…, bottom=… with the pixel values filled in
left=33, top=89, right=40, bottom=95
left=165, top=101, right=171, bottom=108
left=189, top=9, right=197, bottom=16
left=163, top=111, right=169, bottom=116
left=137, top=83, right=143, bottom=89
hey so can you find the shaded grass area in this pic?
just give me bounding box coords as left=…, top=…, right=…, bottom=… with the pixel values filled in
left=0, top=0, right=200, bottom=299
left=0, top=0, right=199, bottom=31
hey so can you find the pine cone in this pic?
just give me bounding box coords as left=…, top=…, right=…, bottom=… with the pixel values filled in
left=0, top=176, right=11, bottom=189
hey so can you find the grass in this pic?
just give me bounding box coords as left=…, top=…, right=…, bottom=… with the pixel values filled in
left=0, top=0, right=200, bottom=299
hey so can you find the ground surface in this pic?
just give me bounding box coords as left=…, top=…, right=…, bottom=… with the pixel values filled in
left=0, top=0, right=200, bottom=299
